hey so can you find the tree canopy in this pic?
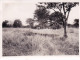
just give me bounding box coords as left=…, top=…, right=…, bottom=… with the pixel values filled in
left=49, top=11, right=65, bottom=25
left=13, top=19, right=22, bottom=28
left=2, top=20, right=9, bottom=27
left=34, top=6, right=49, bottom=22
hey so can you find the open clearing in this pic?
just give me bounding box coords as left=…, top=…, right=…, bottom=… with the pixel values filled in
left=2, top=28, right=79, bottom=56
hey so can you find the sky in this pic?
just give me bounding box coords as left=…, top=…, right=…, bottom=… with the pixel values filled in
left=3, top=2, right=37, bottom=25
left=67, top=5, right=79, bottom=24
left=2, top=2, right=79, bottom=25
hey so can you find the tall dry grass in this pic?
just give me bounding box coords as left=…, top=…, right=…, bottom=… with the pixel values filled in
left=2, top=28, right=79, bottom=56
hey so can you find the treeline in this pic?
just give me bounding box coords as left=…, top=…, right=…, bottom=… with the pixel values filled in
left=67, top=19, right=79, bottom=28
left=2, top=18, right=79, bottom=28
left=2, top=19, right=22, bottom=28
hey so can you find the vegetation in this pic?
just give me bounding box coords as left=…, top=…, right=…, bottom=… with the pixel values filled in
left=36, top=2, right=79, bottom=38
left=13, top=19, right=22, bottom=28
left=34, top=6, right=49, bottom=28
left=49, top=11, right=64, bottom=29
left=2, top=20, right=12, bottom=27
left=2, top=2, right=79, bottom=30
left=73, top=19, right=79, bottom=28
left=3, top=28, right=79, bottom=56
left=26, top=18, right=34, bottom=28
left=2, top=2, right=79, bottom=56
left=2, top=20, right=8, bottom=27
left=34, top=6, right=49, bottom=21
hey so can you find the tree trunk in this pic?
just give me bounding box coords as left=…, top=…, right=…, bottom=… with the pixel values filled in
left=63, top=19, right=67, bottom=38
left=62, top=3, right=67, bottom=38
left=63, top=11, right=70, bottom=38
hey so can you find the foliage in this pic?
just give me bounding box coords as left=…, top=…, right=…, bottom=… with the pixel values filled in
left=34, top=6, right=49, bottom=23
left=2, top=20, right=9, bottom=27
left=37, top=2, right=79, bottom=22
left=49, top=11, right=65, bottom=25
left=26, top=18, right=34, bottom=28
left=13, top=19, right=22, bottom=28
left=73, top=19, right=79, bottom=28
left=36, top=2, right=79, bottom=37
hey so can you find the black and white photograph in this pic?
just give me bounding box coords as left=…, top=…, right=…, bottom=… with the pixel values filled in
left=2, top=0, right=79, bottom=56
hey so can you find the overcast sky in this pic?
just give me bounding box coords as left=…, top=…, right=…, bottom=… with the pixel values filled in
left=3, top=2, right=37, bottom=25
left=2, top=2, right=79, bottom=25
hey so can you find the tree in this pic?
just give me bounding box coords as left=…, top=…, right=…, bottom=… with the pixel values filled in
left=13, top=19, right=22, bottom=28
left=2, top=20, right=9, bottom=27
left=26, top=18, right=34, bottom=28
left=34, top=6, right=49, bottom=26
left=49, top=11, right=64, bottom=28
left=36, top=2, right=79, bottom=38
left=73, top=19, right=79, bottom=28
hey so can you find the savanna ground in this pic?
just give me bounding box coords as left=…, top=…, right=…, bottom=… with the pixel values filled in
left=2, top=27, right=79, bottom=56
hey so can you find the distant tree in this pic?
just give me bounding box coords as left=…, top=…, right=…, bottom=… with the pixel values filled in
left=36, top=2, right=79, bottom=38
left=7, top=23, right=13, bottom=27
left=73, top=19, right=79, bottom=28
left=7, top=24, right=13, bottom=27
left=13, top=19, right=22, bottom=28
left=67, top=24, right=73, bottom=27
left=2, top=20, right=9, bottom=27
left=26, top=18, right=34, bottom=28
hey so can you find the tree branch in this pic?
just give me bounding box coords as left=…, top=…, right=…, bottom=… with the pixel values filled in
left=66, top=11, right=70, bottom=21
left=52, top=8, right=56, bottom=12
left=62, top=3, right=66, bottom=15
left=55, top=21, right=63, bottom=27
left=56, top=7, right=61, bottom=12
left=52, top=8, right=61, bottom=12
left=52, top=21, right=63, bottom=28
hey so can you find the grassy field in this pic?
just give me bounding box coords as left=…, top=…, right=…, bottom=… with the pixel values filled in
left=2, top=27, right=79, bottom=56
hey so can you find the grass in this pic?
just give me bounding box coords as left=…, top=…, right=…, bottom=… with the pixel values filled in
left=2, top=27, right=79, bottom=56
